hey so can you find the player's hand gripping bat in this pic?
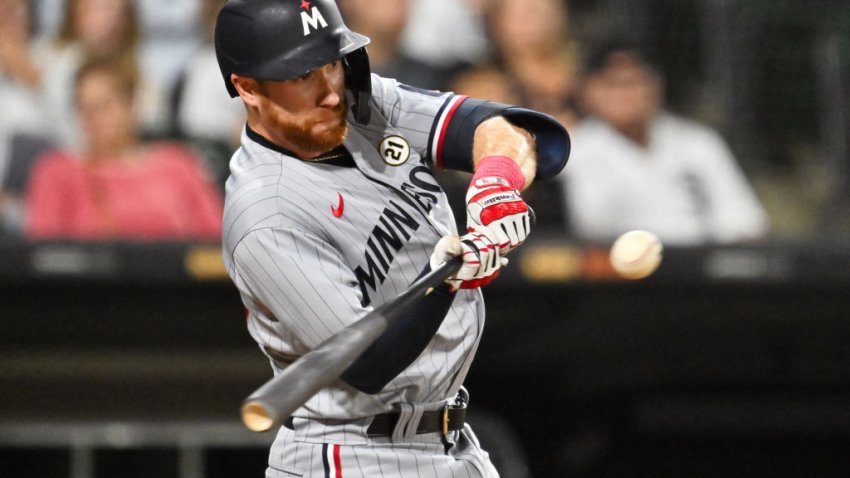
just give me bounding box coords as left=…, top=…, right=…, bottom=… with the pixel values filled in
left=241, top=256, right=464, bottom=432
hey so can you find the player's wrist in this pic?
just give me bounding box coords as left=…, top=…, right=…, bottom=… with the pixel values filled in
left=471, top=155, right=526, bottom=191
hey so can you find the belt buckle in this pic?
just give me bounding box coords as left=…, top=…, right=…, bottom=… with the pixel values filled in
left=442, top=403, right=450, bottom=436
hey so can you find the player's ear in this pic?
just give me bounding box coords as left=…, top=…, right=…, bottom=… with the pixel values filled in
left=231, top=74, right=263, bottom=107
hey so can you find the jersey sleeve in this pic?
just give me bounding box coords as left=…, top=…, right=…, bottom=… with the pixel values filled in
left=368, top=74, right=454, bottom=161
left=370, top=74, right=571, bottom=179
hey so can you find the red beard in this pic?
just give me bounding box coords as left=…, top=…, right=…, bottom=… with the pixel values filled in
left=260, top=96, right=349, bottom=157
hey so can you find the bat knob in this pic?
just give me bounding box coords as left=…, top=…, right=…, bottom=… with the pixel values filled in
left=242, top=401, right=276, bottom=432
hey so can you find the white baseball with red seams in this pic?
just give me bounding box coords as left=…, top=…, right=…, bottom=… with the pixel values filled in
left=609, top=230, right=664, bottom=279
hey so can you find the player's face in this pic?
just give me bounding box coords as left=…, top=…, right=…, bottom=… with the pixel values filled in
left=253, top=60, right=349, bottom=158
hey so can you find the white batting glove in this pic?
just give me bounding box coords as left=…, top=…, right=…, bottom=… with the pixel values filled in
left=466, top=176, right=531, bottom=254
left=429, top=227, right=507, bottom=291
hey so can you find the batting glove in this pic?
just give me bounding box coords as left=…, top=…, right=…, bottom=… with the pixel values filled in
left=466, top=175, right=531, bottom=255
left=429, top=227, right=507, bottom=291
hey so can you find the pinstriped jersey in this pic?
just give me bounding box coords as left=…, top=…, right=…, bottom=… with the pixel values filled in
left=222, top=75, right=484, bottom=424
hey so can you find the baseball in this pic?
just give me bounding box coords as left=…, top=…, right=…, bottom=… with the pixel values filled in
left=609, top=230, right=663, bottom=279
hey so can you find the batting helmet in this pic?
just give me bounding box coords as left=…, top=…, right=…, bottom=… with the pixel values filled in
left=215, top=0, right=372, bottom=124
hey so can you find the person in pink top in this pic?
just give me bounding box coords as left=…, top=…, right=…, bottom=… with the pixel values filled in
left=25, top=55, right=223, bottom=241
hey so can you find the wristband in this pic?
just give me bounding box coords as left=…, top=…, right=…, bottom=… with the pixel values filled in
left=471, top=156, right=526, bottom=191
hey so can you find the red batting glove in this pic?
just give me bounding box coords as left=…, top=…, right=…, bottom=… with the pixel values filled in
left=429, top=227, right=506, bottom=291
left=466, top=156, right=530, bottom=254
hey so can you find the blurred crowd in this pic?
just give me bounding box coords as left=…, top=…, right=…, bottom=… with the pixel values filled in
left=0, top=0, right=773, bottom=246
left=0, top=0, right=233, bottom=241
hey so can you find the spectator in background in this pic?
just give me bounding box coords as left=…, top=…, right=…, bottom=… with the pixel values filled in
left=560, top=41, right=770, bottom=245
left=339, top=0, right=447, bottom=90
left=440, top=65, right=523, bottom=231
left=32, top=0, right=169, bottom=146
left=485, top=0, right=580, bottom=128
left=447, top=0, right=580, bottom=231
left=449, top=64, right=519, bottom=105
left=32, top=0, right=65, bottom=38
left=134, top=0, right=203, bottom=108
left=25, top=56, right=223, bottom=241
left=0, top=0, right=56, bottom=235
left=398, top=0, right=489, bottom=79
left=175, top=0, right=245, bottom=186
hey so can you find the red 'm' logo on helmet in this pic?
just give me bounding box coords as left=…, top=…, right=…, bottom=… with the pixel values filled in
left=300, top=2, right=328, bottom=36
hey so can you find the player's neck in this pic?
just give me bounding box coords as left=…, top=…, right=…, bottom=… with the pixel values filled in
left=246, top=124, right=349, bottom=163
left=246, top=117, right=347, bottom=160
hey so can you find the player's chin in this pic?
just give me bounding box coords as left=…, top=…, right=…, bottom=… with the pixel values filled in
left=312, top=116, right=344, bottom=133
left=310, top=121, right=348, bottom=150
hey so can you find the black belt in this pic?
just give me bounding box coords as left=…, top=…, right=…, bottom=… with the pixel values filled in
left=283, top=406, right=466, bottom=437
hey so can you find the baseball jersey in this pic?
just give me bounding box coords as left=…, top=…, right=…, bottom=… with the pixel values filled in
left=222, top=74, right=487, bottom=438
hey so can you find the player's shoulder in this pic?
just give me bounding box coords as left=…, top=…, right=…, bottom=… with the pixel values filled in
left=223, top=144, right=337, bottom=243
left=368, top=74, right=452, bottom=110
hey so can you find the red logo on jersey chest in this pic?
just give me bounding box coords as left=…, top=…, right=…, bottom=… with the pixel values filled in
left=331, top=193, right=344, bottom=218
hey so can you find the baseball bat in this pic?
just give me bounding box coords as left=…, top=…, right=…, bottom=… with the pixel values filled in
left=241, top=255, right=464, bottom=432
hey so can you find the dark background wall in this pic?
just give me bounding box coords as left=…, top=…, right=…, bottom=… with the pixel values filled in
left=3, top=237, right=850, bottom=477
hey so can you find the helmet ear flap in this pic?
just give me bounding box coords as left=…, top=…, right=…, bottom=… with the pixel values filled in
left=224, top=73, right=239, bottom=98
left=344, top=48, right=371, bottom=125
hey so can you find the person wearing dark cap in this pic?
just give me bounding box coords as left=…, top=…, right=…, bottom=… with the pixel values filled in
left=559, top=40, right=769, bottom=245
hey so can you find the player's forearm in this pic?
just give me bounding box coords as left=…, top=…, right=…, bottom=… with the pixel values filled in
left=472, top=116, right=537, bottom=190
left=340, top=280, right=456, bottom=394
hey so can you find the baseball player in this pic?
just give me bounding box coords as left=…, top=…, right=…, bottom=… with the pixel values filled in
left=215, top=1, right=570, bottom=476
